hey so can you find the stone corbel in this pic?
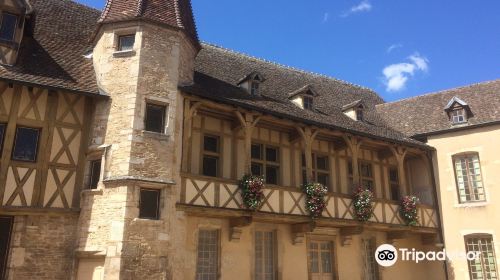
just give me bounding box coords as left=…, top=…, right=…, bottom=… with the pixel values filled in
left=291, top=221, right=316, bottom=245
left=340, top=226, right=364, bottom=246
left=229, top=216, right=253, bottom=242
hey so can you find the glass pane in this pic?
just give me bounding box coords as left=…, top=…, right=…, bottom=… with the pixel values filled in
left=203, top=156, right=218, bottom=177
left=196, top=230, right=219, bottom=280
left=12, top=127, right=40, bottom=162
left=118, top=34, right=135, bottom=51
left=0, top=123, right=5, bottom=155
left=255, top=231, right=275, bottom=280
left=204, top=136, right=219, bottom=153
left=361, top=163, right=373, bottom=177
left=251, top=163, right=263, bottom=176
left=389, top=168, right=398, bottom=182
left=0, top=13, right=17, bottom=41
left=317, top=173, right=329, bottom=188
left=139, top=189, right=160, bottom=219
left=266, top=147, right=278, bottom=162
left=317, top=156, right=328, bottom=170
left=145, top=103, right=166, bottom=133
left=252, top=144, right=262, bottom=159
left=266, top=166, right=278, bottom=185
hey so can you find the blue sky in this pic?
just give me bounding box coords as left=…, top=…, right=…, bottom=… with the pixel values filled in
left=78, top=0, right=500, bottom=102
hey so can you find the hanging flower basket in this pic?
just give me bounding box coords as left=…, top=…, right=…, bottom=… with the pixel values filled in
left=400, top=195, right=420, bottom=226
left=352, top=186, right=374, bottom=222
left=239, top=174, right=265, bottom=210
left=303, top=182, right=328, bottom=219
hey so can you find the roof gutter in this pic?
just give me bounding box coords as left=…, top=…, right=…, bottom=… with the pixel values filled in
left=412, top=120, right=500, bottom=139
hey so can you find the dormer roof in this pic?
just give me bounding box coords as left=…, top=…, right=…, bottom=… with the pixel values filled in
left=98, top=0, right=200, bottom=50
left=444, top=96, right=468, bottom=111
left=236, top=71, right=265, bottom=85
left=288, top=85, right=319, bottom=99
left=342, top=99, right=364, bottom=111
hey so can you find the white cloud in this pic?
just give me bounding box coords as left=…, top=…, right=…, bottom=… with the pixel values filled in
left=341, top=0, right=372, bottom=17
left=382, top=53, right=429, bottom=92
left=387, top=43, right=403, bottom=53
left=323, top=13, right=329, bottom=23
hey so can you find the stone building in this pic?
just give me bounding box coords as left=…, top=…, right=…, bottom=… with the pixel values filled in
left=0, top=0, right=451, bottom=279
left=378, top=81, right=500, bottom=280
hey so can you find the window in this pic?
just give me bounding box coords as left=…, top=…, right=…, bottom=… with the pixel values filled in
left=196, top=229, right=219, bottom=280
left=356, top=108, right=364, bottom=121
left=302, top=154, right=330, bottom=189
left=202, top=135, right=220, bottom=177
left=145, top=103, right=167, bottom=133
left=348, top=160, right=374, bottom=192
left=308, top=240, right=335, bottom=280
left=251, top=143, right=280, bottom=185
left=0, top=123, right=6, bottom=156
left=0, top=13, right=17, bottom=41
left=251, top=81, right=260, bottom=95
left=363, top=239, right=380, bottom=280
left=117, top=34, right=135, bottom=51
left=303, top=96, right=314, bottom=110
left=89, top=160, right=102, bottom=189
left=389, top=167, right=400, bottom=201
left=0, top=216, right=14, bottom=280
left=451, top=108, right=467, bottom=124
left=453, top=154, right=485, bottom=203
left=139, top=188, right=160, bottom=219
left=12, top=127, right=40, bottom=162
left=465, top=235, right=498, bottom=280
left=255, top=231, right=276, bottom=280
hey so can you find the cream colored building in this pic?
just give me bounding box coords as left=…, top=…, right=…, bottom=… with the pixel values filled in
left=0, top=0, right=474, bottom=279
left=378, top=80, right=500, bottom=280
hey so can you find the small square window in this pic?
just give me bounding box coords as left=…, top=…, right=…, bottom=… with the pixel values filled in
left=204, top=136, right=219, bottom=153
left=451, top=108, right=467, bottom=124
left=118, top=34, right=135, bottom=51
left=139, top=188, right=160, bottom=219
left=89, top=160, right=102, bottom=190
left=0, top=13, right=18, bottom=41
left=12, top=127, right=40, bottom=162
left=203, top=156, right=218, bottom=177
left=145, top=103, right=167, bottom=133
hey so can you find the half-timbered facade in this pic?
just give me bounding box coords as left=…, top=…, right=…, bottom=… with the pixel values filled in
left=0, top=0, right=448, bottom=279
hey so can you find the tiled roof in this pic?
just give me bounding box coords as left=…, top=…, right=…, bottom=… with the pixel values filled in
left=99, top=0, right=199, bottom=49
left=181, top=44, right=430, bottom=149
left=0, top=0, right=102, bottom=95
left=376, top=79, right=500, bottom=137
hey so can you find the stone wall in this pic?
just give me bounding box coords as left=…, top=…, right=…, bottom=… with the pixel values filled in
left=5, top=213, right=78, bottom=280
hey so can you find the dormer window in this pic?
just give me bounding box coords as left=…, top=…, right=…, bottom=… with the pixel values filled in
left=0, top=13, right=18, bottom=41
left=445, top=96, right=471, bottom=125
left=250, top=81, right=259, bottom=95
left=356, top=108, right=364, bottom=121
left=237, top=72, right=265, bottom=95
left=451, top=108, right=466, bottom=124
left=303, top=96, right=313, bottom=110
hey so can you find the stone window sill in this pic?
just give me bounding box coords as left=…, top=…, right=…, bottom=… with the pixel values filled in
left=454, top=201, right=489, bottom=208
left=132, top=218, right=163, bottom=224
left=113, top=50, right=136, bottom=58
left=142, top=130, right=170, bottom=141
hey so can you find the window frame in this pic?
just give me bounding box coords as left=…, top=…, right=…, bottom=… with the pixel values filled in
left=464, top=234, right=498, bottom=280
left=451, top=107, right=467, bottom=124
left=254, top=230, right=277, bottom=280
left=144, top=102, right=167, bottom=133
left=389, top=166, right=400, bottom=201
left=452, top=153, right=486, bottom=204
left=306, top=237, right=338, bottom=280
left=348, top=160, right=374, bottom=191
left=362, top=238, right=380, bottom=280
left=0, top=123, right=6, bottom=156
left=303, top=95, right=314, bottom=110
left=138, top=188, right=161, bottom=220
left=89, top=159, right=102, bottom=190
left=250, top=81, right=260, bottom=95
left=117, top=34, right=135, bottom=52
left=0, top=12, right=18, bottom=42
left=356, top=108, right=364, bottom=121
left=302, top=153, right=331, bottom=190
left=196, top=229, right=220, bottom=280
left=251, top=142, right=280, bottom=185
left=202, top=134, right=221, bottom=177
left=11, top=126, right=41, bottom=162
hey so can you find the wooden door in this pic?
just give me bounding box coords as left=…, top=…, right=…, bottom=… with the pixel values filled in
left=308, top=240, right=335, bottom=280
left=0, top=216, right=14, bottom=280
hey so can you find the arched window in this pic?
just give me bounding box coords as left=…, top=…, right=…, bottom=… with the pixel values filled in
left=452, top=152, right=485, bottom=203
